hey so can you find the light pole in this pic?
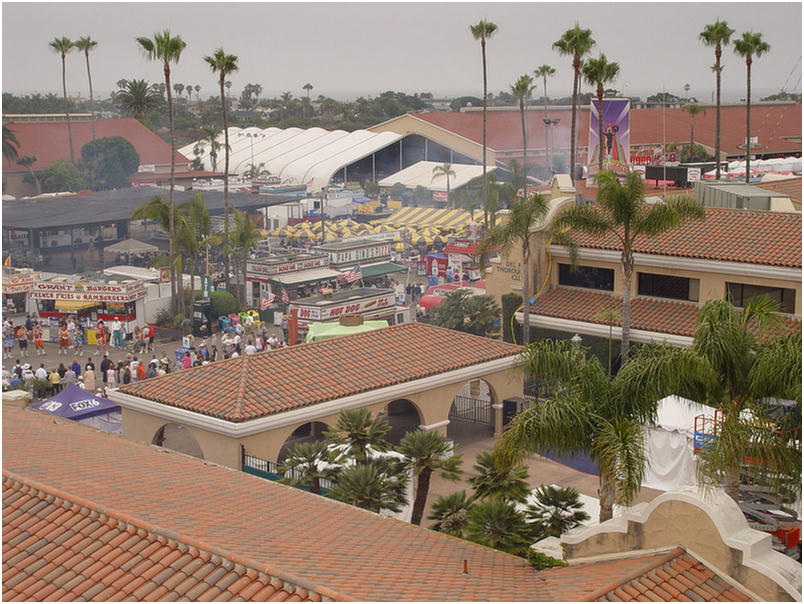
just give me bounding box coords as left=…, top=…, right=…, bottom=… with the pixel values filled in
left=543, top=117, right=560, bottom=179
left=320, top=188, right=326, bottom=244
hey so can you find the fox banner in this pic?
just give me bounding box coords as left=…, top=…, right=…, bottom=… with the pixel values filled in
left=587, top=98, right=630, bottom=179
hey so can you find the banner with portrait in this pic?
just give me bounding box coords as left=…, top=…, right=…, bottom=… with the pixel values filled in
left=587, top=98, right=630, bottom=179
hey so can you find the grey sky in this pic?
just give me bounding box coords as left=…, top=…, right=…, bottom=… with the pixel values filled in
left=2, top=2, right=801, bottom=102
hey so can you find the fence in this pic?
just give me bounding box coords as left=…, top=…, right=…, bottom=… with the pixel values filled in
left=241, top=448, right=334, bottom=492
left=449, top=395, right=492, bottom=425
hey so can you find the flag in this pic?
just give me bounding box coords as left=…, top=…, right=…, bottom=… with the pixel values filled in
left=3, top=256, right=10, bottom=267
left=260, top=293, right=275, bottom=310
left=344, top=264, right=362, bottom=284
left=280, top=287, right=290, bottom=304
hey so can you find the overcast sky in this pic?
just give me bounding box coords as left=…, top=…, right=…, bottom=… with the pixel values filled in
left=2, top=2, right=801, bottom=102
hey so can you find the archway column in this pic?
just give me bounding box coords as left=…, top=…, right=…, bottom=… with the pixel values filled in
left=491, top=403, right=503, bottom=437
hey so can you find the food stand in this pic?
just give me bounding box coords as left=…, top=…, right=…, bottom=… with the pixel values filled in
left=314, top=238, right=407, bottom=283
left=2, top=268, right=40, bottom=316
left=443, top=239, right=483, bottom=281
left=245, top=252, right=341, bottom=307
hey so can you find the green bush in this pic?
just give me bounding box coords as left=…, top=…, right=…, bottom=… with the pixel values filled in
left=501, top=293, right=523, bottom=343
left=210, top=290, right=237, bottom=317
left=153, top=308, right=174, bottom=328
left=527, top=549, right=567, bottom=570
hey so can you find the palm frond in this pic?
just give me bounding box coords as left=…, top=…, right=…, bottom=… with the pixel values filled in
left=592, top=418, right=647, bottom=507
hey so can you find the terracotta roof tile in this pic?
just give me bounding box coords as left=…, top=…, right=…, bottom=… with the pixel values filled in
left=565, top=205, right=801, bottom=268
left=120, top=322, right=523, bottom=421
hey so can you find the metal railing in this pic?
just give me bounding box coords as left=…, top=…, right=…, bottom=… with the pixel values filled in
left=242, top=449, right=334, bottom=491
left=449, top=395, right=492, bottom=425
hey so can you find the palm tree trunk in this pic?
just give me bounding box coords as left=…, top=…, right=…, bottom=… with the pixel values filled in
left=620, top=256, right=633, bottom=362
left=221, top=75, right=232, bottom=293
left=189, top=252, right=196, bottom=318
left=85, top=51, right=95, bottom=141
left=311, top=474, right=321, bottom=496
left=543, top=74, right=550, bottom=178
left=447, top=174, right=453, bottom=210
left=689, top=121, right=694, bottom=162
left=28, top=167, right=41, bottom=195
left=520, top=98, right=528, bottom=193
left=598, top=471, right=616, bottom=522
left=522, top=241, right=531, bottom=346
left=411, top=468, right=432, bottom=526
left=597, top=85, right=604, bottom=177
left=61, top=53, right=74, bottom=163
left=745, top=59, right=752, bottom=184
left=715, top=46, right=722, bottom=180
left=165, top=64, right=177, bottom=315
left=570, top=56, right=580, bottom=184
left=481, top=39, right=489, bottom=231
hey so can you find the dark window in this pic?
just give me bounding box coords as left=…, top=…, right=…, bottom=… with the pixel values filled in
left=726, top=283, right=796, bottom=314
left=638, top=273, right=699, bottom=301
left=558, top=264, right=614, bottom=291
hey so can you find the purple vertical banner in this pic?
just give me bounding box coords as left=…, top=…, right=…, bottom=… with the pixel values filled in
left=587, top=98, right=630, bottom=178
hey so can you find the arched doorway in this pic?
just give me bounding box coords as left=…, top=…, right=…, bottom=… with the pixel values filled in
left=277, top=421, right=329, bottom=462
left=381, top=399, right=422, bottom=445
left=152, top=423, right=204, bottom=459
left=447, top=379, right=494, bottom=445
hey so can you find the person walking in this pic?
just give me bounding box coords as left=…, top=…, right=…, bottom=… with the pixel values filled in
left=83, top=366, right=96, bottom=393
left=106, top=363, right=117, bottom=389
left=57, top=323, right=70, bottom=356
left=3, top=322, right=15, bottom=360
left=73, top=323, right=84, bottom=356
left=32, top=323, right=45, bottom=356
left=111, top=317, right=123, bottom=349
left=95, top=320, right=107, bottom=355
left=16, top=324, right=29, bottom=358
left=99, top=352, right=112, bottom=386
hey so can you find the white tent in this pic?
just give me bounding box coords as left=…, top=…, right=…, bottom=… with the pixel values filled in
left=378, top=160, right=494, bottom=192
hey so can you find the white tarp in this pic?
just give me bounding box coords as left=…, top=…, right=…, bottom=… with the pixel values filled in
left=378, top=161, right=495, bottom=192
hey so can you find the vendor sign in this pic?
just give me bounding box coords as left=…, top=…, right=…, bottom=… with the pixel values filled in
left=2, top=271, right=40, bottom=295
left=293, top=291, right=395, bottom=322
left=30, top=280, right=146, bottom=303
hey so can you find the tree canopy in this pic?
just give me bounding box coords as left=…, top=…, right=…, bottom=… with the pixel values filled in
left=81, top=136, right=140, bottom=190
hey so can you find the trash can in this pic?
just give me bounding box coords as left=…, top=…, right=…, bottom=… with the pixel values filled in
left=193, top=299, right=212, bottom=337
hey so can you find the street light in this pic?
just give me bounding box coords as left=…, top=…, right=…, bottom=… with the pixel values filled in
left=543, top=117, right=561, bottom=178
left=570, top=333, right=583, bottom=347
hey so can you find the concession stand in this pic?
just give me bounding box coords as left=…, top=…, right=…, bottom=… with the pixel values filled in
left=2, top=268, right=40, bottom=315
left=245, top=252, right=342, bottom=306
left=314, top=238, right=407, bottom=283
left=443, top=239, right=483, bottom=281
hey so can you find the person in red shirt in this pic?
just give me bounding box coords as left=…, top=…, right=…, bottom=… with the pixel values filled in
left=95, top=320, right=107, bottom=355
left=135, top=361, right=146, bottom=381
left=58, top=324, right=70, bottom=356
left=181, top=351, right=192, bottom=370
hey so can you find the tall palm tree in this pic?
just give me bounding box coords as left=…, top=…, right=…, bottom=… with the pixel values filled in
left=617, top=298, right=801, bottom=503
left=478, top=192, right=552, bottom=346
left=229, top=209, right=262, bottom=308
left=582, top=54, right=620, bottom=178
left=431, top=162, right=456, bottom=209
left=204, top=48, right=239, bottom=293
left=137, top=30, right=187, bottom=315
left=194, top=84, right=201, bottom=101
left=185, top=83, right=193, bottom=102
left=324, top=408, right=391, bottom=465
left=16, top=156, right=41, bottom=194
left=176, top=192, right=220, bottom=306
left=49, top=37, right=75, bottom=162
left=198, top=125, right=221, bottom=172
left=551, top=170, right=704, bottom=362
left=699, top=20, right=735, bottom=180
left=534, top=64, right=556, bottom=178
left=498, top=338, right=660, bottom=521
left=468, top=450, right=530, bottom=503
left=73, top=36, right=98, bottom=141
left=398, top=429, right=463, bottom=526
left=553, top=25, right=595, bottom=184
left=114, top=79, right=163, bottom=118
left=470, top=19, right=498, bottom=230
left=303, top=82, right=313, bottom=117
left=510, top=74, right=534, bottom=191
left=173, top=82, right=184, bottom=98
left=682, top=103, right=706, bottom=162
left=734, top=31, right=770, bottom=184
left=465, top=499, right=533, bottom=557
left=279, top=440, right=332, bottom=495
left=3, top=125, right=20, bottom=164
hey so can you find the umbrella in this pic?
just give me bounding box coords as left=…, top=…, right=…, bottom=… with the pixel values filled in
left=393, top=243, right=406, bottom=252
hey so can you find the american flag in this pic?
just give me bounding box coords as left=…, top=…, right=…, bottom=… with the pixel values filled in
left=344, top=264, right=362, bottom=284
left=281, top=287, right=290, bottom=304
left=260, top=293, right=275, bottom=310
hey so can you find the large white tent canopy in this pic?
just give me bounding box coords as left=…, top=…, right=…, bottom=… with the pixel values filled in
left=180, top=126, right=404, bottom=193
left=378, top=161, right=493, bottom=192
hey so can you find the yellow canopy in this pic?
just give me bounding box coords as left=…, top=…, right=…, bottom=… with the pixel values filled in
left=55, top=300, right=100, bottom=311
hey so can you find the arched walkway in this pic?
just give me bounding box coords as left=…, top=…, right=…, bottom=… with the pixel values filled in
left=152, top=423, right=204, bottom=459
left=447, top=379, right=494, bottom=445
left=277, top=421, right=329, bottom=462
left=382, top=399, right=422, bottom=445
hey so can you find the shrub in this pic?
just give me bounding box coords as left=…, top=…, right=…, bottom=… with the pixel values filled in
left=153, top=308, right=174, bottom=328
left=501, top=293, right=523, bottom=343
left=210, top=290, right=237, bottom=317
left=527, top=549, right=567, bottom=570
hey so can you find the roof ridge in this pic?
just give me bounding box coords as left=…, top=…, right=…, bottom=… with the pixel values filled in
left=218, top=356, right=251, bottom=421
left=1, top=470, right=354, bottom=602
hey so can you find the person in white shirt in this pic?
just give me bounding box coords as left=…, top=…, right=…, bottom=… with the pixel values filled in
left=34, top=363, right=48, bottom=381
left=267, top=334, right=279, bottom=349
left=112, top=318, right=123, bottom=348
left=244, top=339, right=257, bottom=355
left=129, top=357, right=139, bottom=380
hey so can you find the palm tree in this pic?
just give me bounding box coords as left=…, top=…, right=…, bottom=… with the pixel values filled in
left=525, top=485, right=589, bottom=540
left=468, top=450, right=531, bottom=504
left=229, top=209, right=262, bottom=307
left=324, top=408, right=391, bottom=464
left=534, top=64, right=556, bottom=178
left=553, top=25, right=595, bottom=184
left=431, top=162, right=456, bottom=209
left=194, top=84, right=201, bottom=101
left=469, top=19, right=498, bottom=230
left=173, top=82, right=184, bottom=99
left=198, top=125, right=221, bottom=172
left=510, top=75, right=534, bottom=191
left=137, top=30, right=187, bottom=315
left=3, top=125, right=19, bottom=164
left=428, top=490, right=471, bottom=537
left=682, top=103, right=706, bottom=162
left=734, top=31, right=770, bottom=184
left=478, top=192, right=552, bottom=346
left=278, top=440, right=332, bottom=495
left=16, top=156, right=41, bottom=194
left=48, top=37, right=75, bottom=162
left=497, top=339, right=659, bottom=521
left=243, top=162, right=270, bottom=179
left=73, top=36, right=98, bottom=141
left=328, top=458, right=409, bottom=514
left=465, top=499, right=533, bottom=556
left=303, top=82, right=313, bottom=117
left=398, top=430, right=463, bottom=526
left=551, top=170, right=704, bottom=361
left=114, top=79, right=163, bottom=118
left=175, top=192, right=220, bottom=307
left=618, top=298, right=801, bottom=503
left=699, top=20, right=735, bottom=180
left=204, top=48, right=239, bottom=293
left=185, top=83, right=193, bottom=102
left=582, top=54, right=620, bottom=178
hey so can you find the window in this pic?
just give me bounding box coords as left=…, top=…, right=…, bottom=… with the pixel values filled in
left=558, top=264, right=614, bottom=291
left=638, top=273, right=699, bottom=302
left=726, top=282, right=796, bottom=314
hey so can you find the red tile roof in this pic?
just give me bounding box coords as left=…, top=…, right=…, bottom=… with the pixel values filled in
left=594, top=548, right=750, bottom=602
left=531, top=287, right=701, bottom=337
left=1, top=118, right=189, bottom=172
left=2, top=475, right=332, bottom=602
left=414, top=103, right=802, bottom=156
left=754, top=177, right=803, bottom=207
left=566, top=205, right=802, bottom=268
left=3, top=407, right=741, bottom=601
left=120, top=322, right=523, bottom=422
